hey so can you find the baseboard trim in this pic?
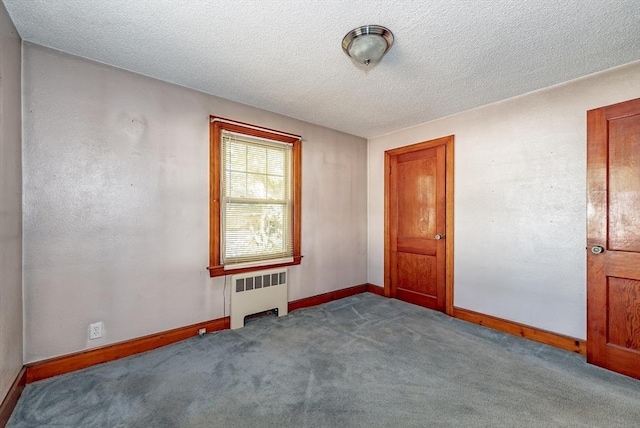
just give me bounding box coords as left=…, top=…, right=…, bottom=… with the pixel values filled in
left=452, top=307, right=586, bottom=355
left=365, top=283, right=385, bottom=296
left=0, top=367, right=26, bottom=428
left=288, top=284, right=368, bottom=312
left=26, top=317, right=230, bottom=383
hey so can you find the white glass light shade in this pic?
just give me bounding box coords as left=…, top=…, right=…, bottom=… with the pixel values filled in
left=342, top=25, right=394, bottom=66
left=347, top=34, right=388, bottom=64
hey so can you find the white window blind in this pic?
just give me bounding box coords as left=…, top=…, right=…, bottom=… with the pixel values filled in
left=221, top=131, right=293, bottom=266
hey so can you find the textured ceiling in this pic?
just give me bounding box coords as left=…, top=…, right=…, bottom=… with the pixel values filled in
left=4, top=0, right=640, bottom=138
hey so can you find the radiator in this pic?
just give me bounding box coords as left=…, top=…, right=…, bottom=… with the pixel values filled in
left=229, top=268, right=288, bottom=329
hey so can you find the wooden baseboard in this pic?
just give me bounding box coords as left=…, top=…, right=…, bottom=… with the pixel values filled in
left=0, top=367, right=26, bottom=428
left=365, top=283, right=385, bottom=296
left=452, top=307, right=586, bottom=355
left=288, top=284, right=367, bottom=312
left=26, top=317, right=230, bottom=383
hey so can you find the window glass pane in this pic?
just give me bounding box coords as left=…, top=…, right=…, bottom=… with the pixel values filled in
left=224, top=203, right=286, bottom=259
left=247, top=173, right=267, bottom=199
left=267, top=149, right=285, bottom=176
left=228, top=171, right=246, bottom=198
left=267, top=175, right=284, bottom=200
left=247, top=146, right=267, bottom=174
left=228, top=142, right=246, bottom=171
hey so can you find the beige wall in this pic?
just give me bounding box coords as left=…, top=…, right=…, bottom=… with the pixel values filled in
left=368, top=61, right=640, bottom=340
left=22, top=44, right=367, bottom=362
left=0, top=1, right=23, bottom=398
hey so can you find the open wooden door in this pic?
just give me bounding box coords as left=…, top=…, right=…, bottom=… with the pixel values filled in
left=587, top=97, right=640, bottom=380
left=385, top=136, right=454, bottom=314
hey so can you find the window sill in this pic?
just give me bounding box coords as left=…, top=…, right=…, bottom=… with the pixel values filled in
left=208, top=255, right=303, bottom=278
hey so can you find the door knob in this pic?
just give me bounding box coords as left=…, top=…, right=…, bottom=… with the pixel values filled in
left=435, top=234, right=443, bottom=240
left=591, top=246, right=604, bottom=255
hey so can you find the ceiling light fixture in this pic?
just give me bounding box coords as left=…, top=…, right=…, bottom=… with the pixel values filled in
left=342, top=25, right=394, bottom=66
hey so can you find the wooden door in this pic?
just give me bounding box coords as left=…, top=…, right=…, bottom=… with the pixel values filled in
left=385, top=136, right=454, bottom=313
left=587, top=97, right=640, bottom=380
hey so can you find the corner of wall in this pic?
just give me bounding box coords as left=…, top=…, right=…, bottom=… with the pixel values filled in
left=20, top=35, right=26, bottom=369
left=0, top=0, right=25, bottom=402
left=365, top=138, right=371, bottom=284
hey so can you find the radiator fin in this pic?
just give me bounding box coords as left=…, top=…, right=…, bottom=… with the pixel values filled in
left=235, top=271, right=286, bottom=292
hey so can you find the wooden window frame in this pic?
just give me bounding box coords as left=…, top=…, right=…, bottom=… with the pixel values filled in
left=208, top=116, right=302, bottom=277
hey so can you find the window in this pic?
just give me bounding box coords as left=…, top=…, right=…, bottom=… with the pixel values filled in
left=209, top=117, right=302, bottom=277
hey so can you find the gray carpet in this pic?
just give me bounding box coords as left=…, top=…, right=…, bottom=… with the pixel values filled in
left=8, top=293, right=640, bottom=427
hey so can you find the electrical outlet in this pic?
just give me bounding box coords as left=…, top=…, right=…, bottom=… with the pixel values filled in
left=89, top=322, right=103, bottom=340
left=197, top=328, right=206, bottom=337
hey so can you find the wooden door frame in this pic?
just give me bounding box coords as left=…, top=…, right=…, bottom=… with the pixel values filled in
left=384, top=135, right=455, bottom=315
